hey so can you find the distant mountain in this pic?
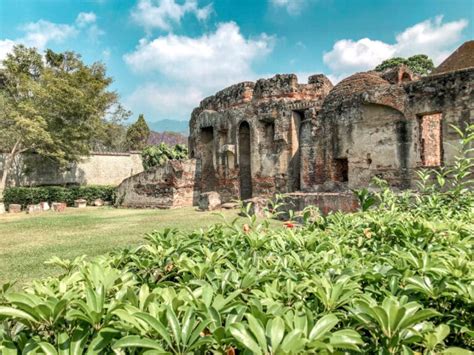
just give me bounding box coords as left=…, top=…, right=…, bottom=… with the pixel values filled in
left=149, top=119, right=189, bottom=133
left=147, top=131, right=188, bottom=146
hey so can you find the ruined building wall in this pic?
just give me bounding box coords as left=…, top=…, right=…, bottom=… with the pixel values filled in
left=188, top=74, right=333, bottom=202
left=117, top=48, right=473, bottom=209
left=116, top=159, right=200, bottom=208
left=309, top=67, right=473, bottom=191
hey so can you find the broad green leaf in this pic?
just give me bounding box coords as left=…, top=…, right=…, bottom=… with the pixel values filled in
left=229, top=323, right=262, bottom=355
left=308, top=314, right=339, bottom=340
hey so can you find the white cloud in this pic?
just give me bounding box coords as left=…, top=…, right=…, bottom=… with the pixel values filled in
left=323, top=16, right=468, bottom=77
left=125, top=22, right=273, bottom=87
left=270, top=0, right=312, bottom=15
left=131, top=0, right=213, bottom=32
left=76, top=12, right=97, bottom=27
left=102, top=48, right=111, bottom=60
left=0, top=39, right=16, bottom=63
left=20, top=20, right=77, bottom=49
left=124, top=22, right=274, bottom=119
left=0, top=12, right=104, bottom=61
left=125, top=83, right=204, bottom=118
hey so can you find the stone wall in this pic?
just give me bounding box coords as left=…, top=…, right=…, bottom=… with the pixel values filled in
left=0, top=152, right=144, bottom=187
left=309, top=67, right=473, bottom=191
left=188, top=74, right=333, bottom=203
left=116, top=159, right=200, bottom=208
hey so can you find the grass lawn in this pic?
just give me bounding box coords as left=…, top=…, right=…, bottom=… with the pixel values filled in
left=0, top=207, right=241, bottom=287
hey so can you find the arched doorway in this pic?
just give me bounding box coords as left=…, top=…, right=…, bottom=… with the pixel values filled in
left=239, top=121, right=252, bottom=200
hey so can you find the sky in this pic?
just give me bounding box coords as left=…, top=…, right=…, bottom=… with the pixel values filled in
left=1, top=0, right=473, bottom=127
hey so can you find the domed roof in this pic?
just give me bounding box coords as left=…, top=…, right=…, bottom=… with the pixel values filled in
left=324, top=71, right=390, bottom=105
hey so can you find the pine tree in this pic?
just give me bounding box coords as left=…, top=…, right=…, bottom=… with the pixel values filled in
left=126, top=114, right=151, bottom=151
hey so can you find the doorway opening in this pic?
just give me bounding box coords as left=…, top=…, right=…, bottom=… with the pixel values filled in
left=200, top=126, right=216, bottom=189
left=289, top=111, right=303, bottom=191
left=334, top=158, right=349, bottom=182
left=239, top=121, right=252, bottom=200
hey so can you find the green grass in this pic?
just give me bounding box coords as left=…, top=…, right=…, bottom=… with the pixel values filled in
left=0, top=207, right=241, bottom=286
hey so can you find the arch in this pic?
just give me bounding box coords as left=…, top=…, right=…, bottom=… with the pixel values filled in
left=238, top=121, right=252, bottom=200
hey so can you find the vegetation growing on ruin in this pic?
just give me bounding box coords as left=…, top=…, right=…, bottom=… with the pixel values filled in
left=0, top=125, right=472, bottom=353
left=375, top=54, right=435, bottom=75
left=141, top=143, right=189, bottom=170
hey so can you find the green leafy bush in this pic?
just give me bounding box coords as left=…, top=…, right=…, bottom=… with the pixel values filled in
left=141, top=143, right=188, bottom=170
left=3, top=185, right=116, bottom=207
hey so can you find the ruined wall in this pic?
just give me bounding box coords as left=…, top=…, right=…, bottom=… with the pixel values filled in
left=0, top=152, right=144, bottom=187
left=116, top=159, right=200, bottom=208
left=403, top=68, right=474, bottom=167
left=188, top=74, right=333, bottom=202
left=305, top=67, right=473, bottom=191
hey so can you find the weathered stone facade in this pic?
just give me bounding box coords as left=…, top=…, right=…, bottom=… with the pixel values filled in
left=119, top=42, right=474, bottom=212
left=116, top=159, right=200, bottom=208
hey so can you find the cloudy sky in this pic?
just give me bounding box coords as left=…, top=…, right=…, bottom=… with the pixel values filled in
left=1, top=0, right=473, bottom=126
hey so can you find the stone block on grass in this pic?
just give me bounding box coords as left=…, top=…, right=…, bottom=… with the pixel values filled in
left=0, top=202, right=5, bottom=214
left=52, top=202, right=67, bottom=212
left=74, top=199, right=87, bottom=208
left=27, top=204, right=43, bottom=214
left=8, top=204, right=22, bottom=213
left=198, top=191, right=221, bottom=211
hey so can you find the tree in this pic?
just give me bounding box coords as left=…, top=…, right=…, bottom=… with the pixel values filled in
left=0, top=45, right=128, bottom=197
left=375, top=54, right=434, bottom=75
left=126, top=114, right=150, bottom=151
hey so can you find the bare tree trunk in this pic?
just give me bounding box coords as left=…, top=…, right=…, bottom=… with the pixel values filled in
left=0, top=139, right=21, bottom=199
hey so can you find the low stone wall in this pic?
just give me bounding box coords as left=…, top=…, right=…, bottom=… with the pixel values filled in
left=116, top=159, right=201, bottom=208
left=281, top=192, right=360, bottom=215
left=0, top=152, right=144, bottom=187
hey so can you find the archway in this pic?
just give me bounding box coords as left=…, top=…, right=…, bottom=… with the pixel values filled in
left=239, top=121, right=252, bottom=200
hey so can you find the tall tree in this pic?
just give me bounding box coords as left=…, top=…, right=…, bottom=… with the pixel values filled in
left=126, top=114, right=150, bottom=150
left=0, top=45, right=129, bottom=197
left=375, top=54, right=434, bottom=76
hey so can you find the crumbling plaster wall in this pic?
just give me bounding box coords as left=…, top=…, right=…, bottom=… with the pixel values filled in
left=0, top=152, right=144, bottom=187
left=308, top=67, right=473, bottom=191
left=188, top=74, right=333, bottom=202
left=116, top=159, right=200, bottom=208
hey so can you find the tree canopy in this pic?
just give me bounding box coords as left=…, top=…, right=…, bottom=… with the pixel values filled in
left=0, top=45, right=129, bottom=195
left=126, top=114, right=150, bottom=151
left=375, top=54, right=434, bottom=75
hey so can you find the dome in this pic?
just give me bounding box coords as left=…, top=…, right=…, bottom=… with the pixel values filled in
left=323, top=71, right=390, bottom=106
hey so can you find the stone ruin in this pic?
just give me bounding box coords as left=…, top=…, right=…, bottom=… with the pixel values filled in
left=117, top=41, right=474, bottom=213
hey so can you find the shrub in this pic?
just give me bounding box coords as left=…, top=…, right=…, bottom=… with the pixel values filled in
left=3, top=185, right=116, bottom=207
left=141, top=143, right=188, bottom=170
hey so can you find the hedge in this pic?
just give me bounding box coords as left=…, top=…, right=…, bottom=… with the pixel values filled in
left=3, top=185, right=116, bottom=208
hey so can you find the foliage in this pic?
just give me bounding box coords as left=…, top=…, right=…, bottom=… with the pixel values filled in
left=3, top=185, right=116, bottom=208
left=375, top=54, right=435, bottom=75
left=0, top=126, right=472, bottom=353
left=0, top=45, right=129, bottom=196
left=141, top=143, right=189, bottom=170
left=126, top=114, right=151, bottom=151
left=92, top=122, right=129, bottom=153
left=360, top=123, right=474, bottom=221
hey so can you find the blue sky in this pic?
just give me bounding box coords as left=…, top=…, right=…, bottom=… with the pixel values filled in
left=1, top=0, right=473, bottom=126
